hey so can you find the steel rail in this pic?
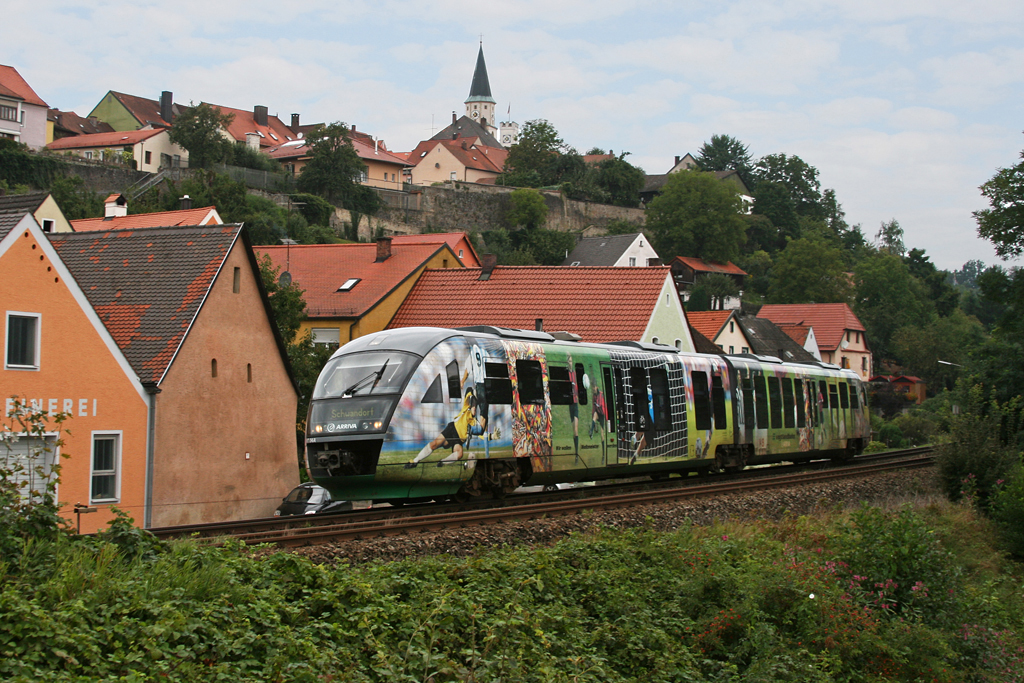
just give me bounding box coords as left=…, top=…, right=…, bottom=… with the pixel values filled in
left=217, top=450, right=934, bottom=547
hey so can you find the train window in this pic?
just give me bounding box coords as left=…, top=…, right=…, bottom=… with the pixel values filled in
left=575, top=363, right=588, bottom=405
left=754, top=374, right=769, bottom=429
left=742, top=372, right=755, bottom=428
left=422, top=375, right=443, bottom=403
left=446, top=361, right=461, bottom=401
left=548, top=366, right=573, bottom=405
left=839, top=382, right=850, bottom=409
left=651, top=367, right=671, bottom=430
left=829, top=384, right=839, bottom=412
left=768, top=376, right=783, bottom=429
left=631, top=367, right=651, bottom=431
left=819, top=381, right=829, bottom=410
left=516, top=360, right=545, bottom=405
left=808, top=380, right=819, bottom=426
left=850, top=383, right=860, bottom=409
left=614, top=368, right=627, bottom=431
left=711, top=374, right=727, bottom=430
left=795, top=380, right=806, bottom=428
left=691, top=371, right=712, bottom=431
left=484, top=362, right=513, bottom=405
left=782, top=378, right=795, bottom=429
left=602, top=367, right=616, bottom=432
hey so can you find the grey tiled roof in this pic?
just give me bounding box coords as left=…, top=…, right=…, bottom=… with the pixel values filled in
left=562, top=233, right=641, bottom=266
left=0, top=191, right=47, bottom=216
left=430, top=115, right=503, bottom=149
left=49, top=224, right=243, bottom=385
left=0, top=210, right=27, bottom=241
left=737, top=316, right=817, bottom=362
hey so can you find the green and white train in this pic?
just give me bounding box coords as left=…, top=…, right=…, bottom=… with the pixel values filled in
left=305, top=326, right=871, bottom=503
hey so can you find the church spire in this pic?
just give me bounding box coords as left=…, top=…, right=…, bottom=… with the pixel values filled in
left=465, top=43, right=497, bottom=137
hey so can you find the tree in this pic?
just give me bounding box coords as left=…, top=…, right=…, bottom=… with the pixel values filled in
left=591, top=154, right=646, bottom=207
left=892, top=310, right=986, bottom=392
left=904, top=248, right=959, bottom=317
left=696, top=134, right=753, bottom=184
left=768, top=238, right=852, bottom=304
left=645, top=171, right=746, bottom=263
left=853, top=252, right=934, bottom=362
left=506, top=188, right=549, bottom=230
left=974, top=145, right=1024, bottom=257
left=501, top=119, right=579, bottom=187
left=752, top=153, right=824, bottom=218
left=297, top=122, right=380, bottom=220
left=874, top=218, right=905, bottom=257
left=751, top=181, right=800, bottom=250
left=168, top=103, right=235, bottom=169
left=689, top=273, right=741, bottom=311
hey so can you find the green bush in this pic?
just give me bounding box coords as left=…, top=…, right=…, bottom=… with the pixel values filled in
left=878, top=422, right=906, bottom=448
left=892, top=411, right=940, bottom=445
left=990, top=465, right=1024, bottom=558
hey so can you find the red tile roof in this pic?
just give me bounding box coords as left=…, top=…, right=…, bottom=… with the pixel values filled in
left=0, top=65, right=48, bottom=107
left=48, top=109, right=115, bottom=136
left=46, top=128, right=165, bottom=151
left=686, top=310, right=733, bottom=341
left=71, top=207, right=221, bottom=232
left=49, top=225, right=248, bottom=385
left=208, top=103, right=297, bottom=147
left=757, top=303, right=866, bottom=352
left=776, top=323, right=811, bottom=347
left=672, top=256, right=747, bottom=277
left=266, top=136, right=410, bottom=167
left=389, top=266, right=673, bottom=343
left=105, top=91, right=183, bottom=128
left=255, top=242, right=456, bottom=319
left=583, top=154, right=615, bottom=165
left=390, top=233, right=480, bottom=267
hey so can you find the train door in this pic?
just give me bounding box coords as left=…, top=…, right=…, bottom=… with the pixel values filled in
left=838, top=381, right=850, bottom=440
left=599, top=365, right=617, bottom=465
left=738, top=367, right=755, bottom=445
left=753, top=370, right=769, bottom=455
left=614, top=367, right=630, bottom=465
left=828, top=381, right=841, bottom=447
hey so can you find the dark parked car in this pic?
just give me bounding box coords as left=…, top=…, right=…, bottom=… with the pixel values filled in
left=275, top=483, right=352, bottom=516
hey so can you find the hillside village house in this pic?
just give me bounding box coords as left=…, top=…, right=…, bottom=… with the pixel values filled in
left=758, top=303, right=871, bottom=380
left=256, top=237, right=464, bottom=346
left=687, top=310, right=751, bottom=355
left=0, top=65, right=48, bottom=149
left=267, top=129, right=411, bottom=191
left=70, top=194, right=222, bottom=232
left=0, top=192, right=73, bottom=234
left=736, top=316, right=818, bottom=363
left=47, top=108, right=114, bottom=143
left=670, top=256, right=747, bottom=310
left=2, top=215, right=298, bottom=532
left=563, top=233, right=661, bottom=267
left=46, top=128, right=187, bottom=172
left=389, top=232, right=481, bottom=267
left=389, top=262, right=696, bottom=351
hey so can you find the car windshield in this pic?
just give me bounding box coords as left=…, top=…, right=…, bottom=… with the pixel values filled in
left=285, top=487, right=314, bottom=503
left=314, top=351, right=418, bottom=399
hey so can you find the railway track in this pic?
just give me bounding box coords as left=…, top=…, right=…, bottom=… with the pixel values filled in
left=151, top=446, right=934, bottom=547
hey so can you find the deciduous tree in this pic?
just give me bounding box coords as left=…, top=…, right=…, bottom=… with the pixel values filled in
left=297, top=123, right=380, bottom=220
left=696, top=134, right=753, bottom=184
left=645, top=171, right=746, bottom=264
left=768, top=238, right=851, bottom=304
left=752, top=153, right=824, bottom=218
left=168, top=103, right=235, bottom=169
left=974, top=145, right=1024, bottom=258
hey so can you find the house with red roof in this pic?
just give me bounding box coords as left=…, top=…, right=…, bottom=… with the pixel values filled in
left=407, top=137, right=508, bottom=185
left=46, top=128, right=187, bottom=172
left=70, top=194, right=222, bottom=232
left=390, top=232, right=481, bottom=267
left=758, top=303, right=871, bottom=380
left=267, top=128, right=411, bottom=191
left=0, top=191, right=73, bottom=234
left=47, top=108, right=115, bottom=142
left=389, top=262, right=696, bottom=351
left=256, top=237, right=464, bottom=346
left=670, top=255, right=747, bottom=310
left=687, top=310, right=752, bottom=355
left=0, top=64, right=49, bottom=149
left=3, top=213, right=298, bottom=531
left=871, top=375, right=927, bottom=404
left=89, top=90, right=183, bottom=131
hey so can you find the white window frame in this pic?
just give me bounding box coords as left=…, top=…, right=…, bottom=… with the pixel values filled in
left=629, top=257, right=637, bottom=267
left=41, top=219, right=55, bottom=233
left=5, top=311, right=41, bottom=371
left=311, top=328, right=341, bottom=345
left=90, top=431, right=122, bottom=504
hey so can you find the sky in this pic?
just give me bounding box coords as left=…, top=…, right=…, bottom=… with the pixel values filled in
left=5, top=0, right=1023, bottom=270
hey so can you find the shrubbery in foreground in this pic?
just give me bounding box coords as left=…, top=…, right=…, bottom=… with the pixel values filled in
left=1, top=501, right=1023, bottom=682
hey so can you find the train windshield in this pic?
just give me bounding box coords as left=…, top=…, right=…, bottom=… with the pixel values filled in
left=314, top=351, right=419, bottom=399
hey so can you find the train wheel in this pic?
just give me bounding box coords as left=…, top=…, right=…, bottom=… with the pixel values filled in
left=491, top=486, right=507, bottom=500
left=451, top=490, right=471, bottom=504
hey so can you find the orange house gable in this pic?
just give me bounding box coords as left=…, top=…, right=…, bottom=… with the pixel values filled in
left=2, top=214, right=150, bottom=533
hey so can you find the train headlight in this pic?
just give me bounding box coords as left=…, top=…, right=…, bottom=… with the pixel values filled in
left=373, top=421, right=383, bottom=430
left=314, top=424, right=323, bottom=433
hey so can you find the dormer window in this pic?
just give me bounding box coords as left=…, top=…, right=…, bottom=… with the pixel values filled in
left=337, top=278, right=361, bottom=291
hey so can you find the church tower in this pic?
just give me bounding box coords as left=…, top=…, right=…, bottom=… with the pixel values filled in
left=465, top=44, right=497, bottom=138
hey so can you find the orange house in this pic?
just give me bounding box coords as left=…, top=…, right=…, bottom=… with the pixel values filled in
left=2, top=214, right=298, bottom=531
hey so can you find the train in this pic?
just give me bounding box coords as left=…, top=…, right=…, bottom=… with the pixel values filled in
left=304, top=326, right=871, bottom=504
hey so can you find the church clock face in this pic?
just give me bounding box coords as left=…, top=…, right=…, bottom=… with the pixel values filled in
left=472, top=109, right=479, bottom=118
left=502, top=135, right=511, bottom=143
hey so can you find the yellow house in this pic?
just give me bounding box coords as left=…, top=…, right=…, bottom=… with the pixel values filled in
left=255, top=237, right=464, bottom=345
left=267, top=130, right=410, bottom=191
left=0, top=192, right=73, bottom=233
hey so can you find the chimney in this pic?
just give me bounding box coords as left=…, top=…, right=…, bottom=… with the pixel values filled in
left=180, top=195, right=192, bottom=210
left=104, top=194, right=128, bottom=218
left=675, top=155, right=681, bottom=165
left=479, top=253, right=497, bottom=281
left=160, top=91, right=173, bottom=125
left=254, top=105, right=268, bottom=127
left=291, top=113, right=300, bottom=129
left=351, top=124, right=356, bottom=132
left=452, top=111, right=457, bottom=124
left=535, top=318, right=544, bottom=332
left=375, top=236, right=393, bottom=262
left=452, top=132, right=458, bottom=140
left=246, top=132, right=260, bottom=150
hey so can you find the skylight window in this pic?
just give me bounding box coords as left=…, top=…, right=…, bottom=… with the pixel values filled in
left=337, top=278, right=361, bottom=292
